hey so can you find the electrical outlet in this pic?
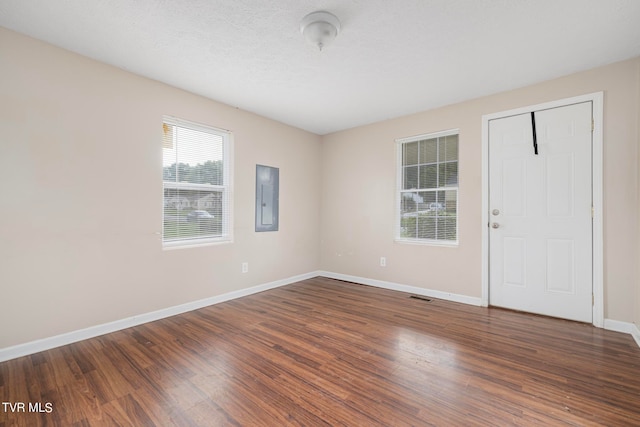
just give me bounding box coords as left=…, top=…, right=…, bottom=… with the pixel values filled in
left=242, top=262, right=248, bottom=273
left=380, top=257, right=386, bottom=267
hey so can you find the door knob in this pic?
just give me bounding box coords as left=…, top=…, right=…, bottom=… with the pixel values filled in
left=492, top=209, right=500, bottom=216
left=491, top=222, right=500, bottom=229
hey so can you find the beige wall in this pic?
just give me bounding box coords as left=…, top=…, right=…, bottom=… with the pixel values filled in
left=0, top=28, right=322, bottom=349
left=321, top=57, right=640, bottom=323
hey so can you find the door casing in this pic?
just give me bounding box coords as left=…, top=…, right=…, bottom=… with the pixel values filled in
left=481, top=92, right=604, bottom=327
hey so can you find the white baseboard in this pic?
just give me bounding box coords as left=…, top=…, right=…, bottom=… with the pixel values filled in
left=603, top=319, right=640, bottom=349
left=604, top=318, right=634, bottom=334
left=0, top=271, right=321, bottom=363
left=632, top=323, right=640, bottom=348
left=318, top=271, right=482, bottom=306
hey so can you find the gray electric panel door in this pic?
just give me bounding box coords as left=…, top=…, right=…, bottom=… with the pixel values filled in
left=255, top=165, right=279, bottom=232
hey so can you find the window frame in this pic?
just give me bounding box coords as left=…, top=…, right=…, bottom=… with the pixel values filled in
left=395, top=129, right=459, bottom=246
left=162, top=116, right=233, bottom=249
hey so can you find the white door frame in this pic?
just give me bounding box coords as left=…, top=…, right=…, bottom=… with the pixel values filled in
left=481, top=92, right=604, bottom=327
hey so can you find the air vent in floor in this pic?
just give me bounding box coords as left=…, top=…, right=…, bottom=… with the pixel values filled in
left=409, top=295, right=432, bottom=302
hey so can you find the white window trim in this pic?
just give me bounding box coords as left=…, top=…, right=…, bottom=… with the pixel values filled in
left=395, top=128, right=460, bottom=246
left=162, top=116, right=234, bottom=249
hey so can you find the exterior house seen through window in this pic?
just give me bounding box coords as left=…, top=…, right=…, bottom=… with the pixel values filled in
left=396, top=130, right=459, bottom=244
left=162, top=117, right=232, bottom=247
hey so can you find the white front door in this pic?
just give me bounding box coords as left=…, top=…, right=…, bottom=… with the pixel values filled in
left=488, top=101, right=593, bottom=322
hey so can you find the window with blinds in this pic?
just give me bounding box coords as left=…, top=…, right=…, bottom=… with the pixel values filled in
left=162, top=117, right=232, bottom=247
left=396, top=130, right=459, bottom=244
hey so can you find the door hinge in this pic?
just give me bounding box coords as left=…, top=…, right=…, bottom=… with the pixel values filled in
left=592, top=118, right=595, bottom=132
left=592, top=293, right=595, bottom=306
left=591, top=206, right=594, bottom=218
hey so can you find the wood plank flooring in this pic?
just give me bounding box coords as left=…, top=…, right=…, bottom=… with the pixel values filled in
left=1, top=277, right=640, bottom=426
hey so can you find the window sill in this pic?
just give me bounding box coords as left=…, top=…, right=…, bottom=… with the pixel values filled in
left=395, top=238, right=459, bottom=247
left=162, top=237, right=232, bottom=250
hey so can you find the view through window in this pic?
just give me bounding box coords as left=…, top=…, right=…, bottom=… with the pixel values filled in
left=162, top=118, right=231, bottom=246
left=397, top=130, right=459, bottom=244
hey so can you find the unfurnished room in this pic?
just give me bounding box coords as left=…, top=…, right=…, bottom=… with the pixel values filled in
left=1, top=1, right=640, bottom=426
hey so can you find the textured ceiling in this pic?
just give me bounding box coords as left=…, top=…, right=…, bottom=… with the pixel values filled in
left=1, top=1, right=639, bottom=135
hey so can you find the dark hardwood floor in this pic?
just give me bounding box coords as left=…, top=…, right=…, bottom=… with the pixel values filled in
left=1, top=277, right=639, bottom=426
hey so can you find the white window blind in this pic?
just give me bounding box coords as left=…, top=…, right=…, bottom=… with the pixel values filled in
left=396, top=130, right=459, bottom=244
left=162, top=117, right=232, bottom=246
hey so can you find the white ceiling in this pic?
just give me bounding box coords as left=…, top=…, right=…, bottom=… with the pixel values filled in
left=1, top=1, right=639, bottom=135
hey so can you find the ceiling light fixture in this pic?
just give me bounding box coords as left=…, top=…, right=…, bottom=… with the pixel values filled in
left=300, top=11, right=341, bottom=51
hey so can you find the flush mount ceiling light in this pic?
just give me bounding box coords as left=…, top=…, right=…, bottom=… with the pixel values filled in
left=300, top=11, right=341, bottom=51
